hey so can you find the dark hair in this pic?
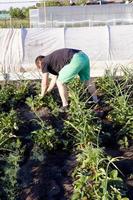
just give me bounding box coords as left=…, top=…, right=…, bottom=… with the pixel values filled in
left=35, top=55, right=45, bottom=68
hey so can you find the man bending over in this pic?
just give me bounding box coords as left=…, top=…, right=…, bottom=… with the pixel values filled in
left=35, top=48, right=98, bottom=111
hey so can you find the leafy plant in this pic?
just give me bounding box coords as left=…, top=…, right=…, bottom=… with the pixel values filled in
left=65, top=80, right=129, bottom=199
left=11, top=81, right=31, bottom=106
left=26, top=92, right=59, bottom=116
left=72, top=145, right=128, bottom=200
left=0, top=81, right=31, bottom=111
left=0, top=137, right=22, bottom=200
left=0, top=110, right=19, bottom=133
left=31, top=120, right=58, bottom=151
left=0, top=84, right=14, bottom=111
left=1, top=148, right=21, bottom=200
left=0, top=110, right=20, bottom=151
left=26, top=95, right=45, bottom=111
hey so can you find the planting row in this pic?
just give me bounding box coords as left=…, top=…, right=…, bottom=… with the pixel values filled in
left=0, top=69, right=132, bottom=200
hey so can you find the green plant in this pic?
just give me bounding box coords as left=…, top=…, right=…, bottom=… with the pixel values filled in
left=108, top=96, right=131, bottom=124
left=96, top=69, right=131, bottom=100
left=26, top=95, right=45, bottom=111
left=72, top=145, right=128, bottom=200
left=66, top=79, right=129, bottom=199
left=107, top=95, right=133, bottom=147
left=0, top=84, right=14, bottom=111
left=96, top=69, right=133, bottom=147
left=37, top=1, right=64, bottom=7
left=77, top=0, right=87, bottom=5
left=0, top=81, right=31, bottom=110
left=26, top=92, right=59, bottom=116
left=0, top=138, right=22, bottom=200
left=31, top=120, right=58, bottom=151
left=65, top=82, right=100, bottom=147
left=1, top=149, right=21, bottom=200
left=0, top=110, right=20, bottom=152
left=11, top=81, right=30, bottom=105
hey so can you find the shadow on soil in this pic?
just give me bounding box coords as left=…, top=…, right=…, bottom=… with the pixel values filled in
left=16, top=105, right=76, bottom=200
left=8, top=93, right=132, bottom=200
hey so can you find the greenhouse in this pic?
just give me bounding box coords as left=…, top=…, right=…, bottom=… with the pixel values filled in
left=30, top=4, right=133, bottom=27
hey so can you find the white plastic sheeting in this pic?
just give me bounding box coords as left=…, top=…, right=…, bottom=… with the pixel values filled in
left=0, top=26, right=133, bottom=80
left=23, top=28, right=65, bottom=70
left=0, top=29, right=23, bottom=73
left=109, top=25, right=133, bottom=61
left=65, top=27, right=109, bottom=61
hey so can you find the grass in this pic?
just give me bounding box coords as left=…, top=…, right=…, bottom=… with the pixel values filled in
left=0, top=18, right=29, bottom=28
left=96, top=69, right=133, bottom=148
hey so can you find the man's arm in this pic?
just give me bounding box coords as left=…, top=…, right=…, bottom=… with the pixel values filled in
left=40, top=73, right=48, bottom=97
left=47, top=74, right=57, bottom=93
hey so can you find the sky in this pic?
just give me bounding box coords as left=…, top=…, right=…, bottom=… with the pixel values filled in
left=0, top=0, right=38, bottom=10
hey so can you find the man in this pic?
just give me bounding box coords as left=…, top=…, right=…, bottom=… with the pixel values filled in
left=35, top=48, right=98, bottom=111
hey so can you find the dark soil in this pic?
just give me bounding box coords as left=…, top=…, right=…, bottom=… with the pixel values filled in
left=14, top=101, right=133, bottom=200
left=105, top=147, right=133, bottom=200
left=16, top=105, right=76, bottom=200
left=97, top=101, right=133, bottom=200
left=19, top=151, right=76, bottom=200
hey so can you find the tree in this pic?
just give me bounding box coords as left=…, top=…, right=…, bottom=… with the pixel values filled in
left=9, top=6, right=37, bottom=19
left=9, top=7, right=25, bottom=19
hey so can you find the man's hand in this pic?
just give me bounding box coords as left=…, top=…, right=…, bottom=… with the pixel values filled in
left=39, top=93, right=45, bottom=99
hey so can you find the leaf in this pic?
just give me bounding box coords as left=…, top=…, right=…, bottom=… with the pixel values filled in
left=110, top=169, right=118, bottom=179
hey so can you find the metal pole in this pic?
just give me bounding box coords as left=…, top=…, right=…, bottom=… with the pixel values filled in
left=51, top=13, right=53, bottom=28
left=10, top=16, right=12, bottom=28
left=44, top=1, right=47, bottom=27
